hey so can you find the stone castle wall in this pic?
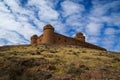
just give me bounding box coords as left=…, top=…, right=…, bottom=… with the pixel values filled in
left=30, top=24, right=106, bottom=51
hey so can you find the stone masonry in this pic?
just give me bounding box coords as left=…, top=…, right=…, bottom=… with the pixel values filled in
left=30, top=24, right=106, bottom=51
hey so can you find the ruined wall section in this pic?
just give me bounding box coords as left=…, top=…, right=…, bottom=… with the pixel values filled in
left=53, top=33, right=77, bottom=45
left=31, top=32, right=106, bottom=51
left=53, top=33, right=106, bottom=50
left=79, top=42, right=106, bottom=51
left=37, top=35, right=43, bottom=44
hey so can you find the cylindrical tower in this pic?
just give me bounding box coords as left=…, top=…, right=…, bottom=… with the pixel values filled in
left=30, top=34, right=38, bottom=44
left=41, top=24, right=54, bottom=44
left=74, top=32, right=85, bottom=42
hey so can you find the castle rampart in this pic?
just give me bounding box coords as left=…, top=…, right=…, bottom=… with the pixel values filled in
left=30, top=24, right=106, bottom=51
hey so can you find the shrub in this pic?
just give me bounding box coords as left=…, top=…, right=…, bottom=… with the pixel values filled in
left=8, top=63, right=24, bottom=80
left=67, top=63, right=89, bottom=75
left=67, top=66, right=83, bottom=75
left=49, top=50, right=58, bottom=53
left=113, top=57, right=120, bottom=62
left=98, top=53, right=103, bottom=56
left=25, top=70, right=52, bottom=80
left=82, top=50, right=87, bottom=53
left=72, top=52, right=79, bottom=56
left=47, top=65, right=56, bottom=70
left=36, top=51, right=41, bottom=55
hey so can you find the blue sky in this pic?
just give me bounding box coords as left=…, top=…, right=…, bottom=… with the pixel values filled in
left=0, top=0, right=120, bottom=52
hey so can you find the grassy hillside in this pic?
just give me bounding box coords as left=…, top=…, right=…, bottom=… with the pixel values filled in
left=0, top=44, right=120, bottom=80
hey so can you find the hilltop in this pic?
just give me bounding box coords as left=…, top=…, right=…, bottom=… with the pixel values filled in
left=0, top=45, right=120, bottom=80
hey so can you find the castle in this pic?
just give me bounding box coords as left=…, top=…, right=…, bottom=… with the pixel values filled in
left=30, top=24, right=106, bottom=51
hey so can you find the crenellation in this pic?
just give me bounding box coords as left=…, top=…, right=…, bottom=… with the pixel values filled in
left=30, top=24, right=106, bottom=51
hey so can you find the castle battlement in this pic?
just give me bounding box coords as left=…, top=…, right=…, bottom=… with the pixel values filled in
left=30, top=24, right=106, bottom=51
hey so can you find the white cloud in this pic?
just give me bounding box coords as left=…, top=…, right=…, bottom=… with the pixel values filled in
left=49, top=21, right=67, bottom=34
left=86, top=36, right=100, bottom=44
left=0, top=12, right=22, bottom=31
left=90, top=0, right=120, bottom=26
left=0, top=28, right=28, bottom=45
left=0, top=38, right=12, bottom=46
left=113, top=42, right=120, bottom=52
left=66, top=15, right=81, bottom=25
left=38, top=8, right=59, bottom=21
left=65, top=14, right=89, bottom=33
left=0, top=2, right=10, bottom=13
left=28, top=0, right=59, bottom=21
left=4, top=0, right=28, bottom=14
left=86, top=22, right=103, bottom=36
left=84, top=0, right=120, bottom=52
left=104, top=28, right=116, bottom=35
left=0, top=0, right=44, bottom=45
left=61, top=0, right=85, bottom=17
left=101, top=35, right=116, bottom=51
left=91, top=0, right=120, bottom=16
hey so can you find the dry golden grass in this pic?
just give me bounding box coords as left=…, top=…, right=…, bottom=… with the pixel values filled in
left=0, top=44, right=120, bottom=80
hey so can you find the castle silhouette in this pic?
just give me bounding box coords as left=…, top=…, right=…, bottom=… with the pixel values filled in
left=30, top=24, right=106, bottom=51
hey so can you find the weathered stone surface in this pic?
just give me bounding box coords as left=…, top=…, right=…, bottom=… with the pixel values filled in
left=30, top=24, right=106, bottom=51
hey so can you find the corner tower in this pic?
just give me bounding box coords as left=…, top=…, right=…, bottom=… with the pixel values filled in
left=30, top=34, right=38, bottom=44
left=41, top=24, right=54, bottom=44
left=74, top=32, right=85, bottom=42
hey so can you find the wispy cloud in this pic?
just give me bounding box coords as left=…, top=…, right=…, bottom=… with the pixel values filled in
left=61, top=0, right=85, bottom=17
left=86, top=22, right=103, bottom=36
